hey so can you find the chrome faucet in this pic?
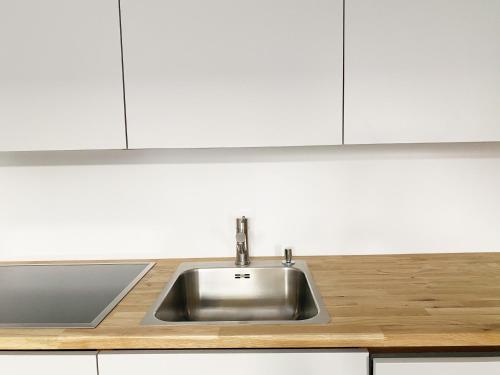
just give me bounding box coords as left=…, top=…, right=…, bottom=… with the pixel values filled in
left=235, top=216, right=250, bottom=266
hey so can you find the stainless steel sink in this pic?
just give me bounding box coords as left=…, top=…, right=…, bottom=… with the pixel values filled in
left=142, top=260, right=329, bottom=325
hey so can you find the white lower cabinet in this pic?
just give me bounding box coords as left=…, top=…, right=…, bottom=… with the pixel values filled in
left=0, top=351, right=98, bottom=375
left=98, top=350, right=368, bottom=375
left=373, top=356, right=500, bottom=375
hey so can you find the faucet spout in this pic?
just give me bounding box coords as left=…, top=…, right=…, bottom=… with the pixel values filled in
left=235, top=216, right=250, bottom=266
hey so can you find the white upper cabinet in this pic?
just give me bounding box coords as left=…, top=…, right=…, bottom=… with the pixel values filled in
left=344, top=0, right=500, bottom=144
left=0, top=352, right=98, bottom=375
left=373, top=356, right=500, bottom=375
left=121, top=0, right=343, bottom=148
left=0, top=0, right=126, bottom=152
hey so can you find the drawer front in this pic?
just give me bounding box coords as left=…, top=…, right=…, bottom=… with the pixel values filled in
left=0, top=351, right=98, bottom=375
left=373, top=356, right=500, bottom=375
left=99, top=350, right=368, bottom=375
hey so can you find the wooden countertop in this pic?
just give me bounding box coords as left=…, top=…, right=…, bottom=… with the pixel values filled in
left=0, top=253, right=500, bottom=350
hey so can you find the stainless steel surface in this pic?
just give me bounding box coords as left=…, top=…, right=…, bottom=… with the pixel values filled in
left=0, top=262, right=154, bottom=328
left=282, top=248, right=295, bottom=266
left=142, top=260, right=329, bottom=325
left=235, top=216, right=250, bottom=266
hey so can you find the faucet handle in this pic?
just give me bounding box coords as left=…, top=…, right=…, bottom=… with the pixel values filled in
left=282, top=248, right=295, bottom=266
left=236, top=216, right=247, bottom=233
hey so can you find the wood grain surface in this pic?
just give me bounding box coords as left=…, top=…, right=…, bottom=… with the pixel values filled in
left=0, top=253, right=499, bottom=350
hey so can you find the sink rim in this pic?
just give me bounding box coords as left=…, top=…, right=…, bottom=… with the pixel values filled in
left=141, top=259, right=330, bottom=326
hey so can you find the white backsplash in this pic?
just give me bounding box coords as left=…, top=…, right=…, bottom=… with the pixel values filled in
left=0, top=143, right=499, bottom=261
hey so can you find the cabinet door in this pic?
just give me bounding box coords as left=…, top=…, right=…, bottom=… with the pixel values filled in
left=98, top=350, right=368, bottom=375
left=0, top=351, right=98, bottom=375
left=373, top=356, right=500, bottom=375
left=345, top=0, right=500, bottom=144
left=121, top=0, right=343, bottom=148
left=0, top=0, right=125, bottom=151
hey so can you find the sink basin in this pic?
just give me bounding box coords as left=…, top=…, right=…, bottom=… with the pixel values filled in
left=142, top=260, right=329, bottom=325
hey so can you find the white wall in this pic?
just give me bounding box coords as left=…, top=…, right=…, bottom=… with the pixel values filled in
left=0, top=143, right=499, bottom=261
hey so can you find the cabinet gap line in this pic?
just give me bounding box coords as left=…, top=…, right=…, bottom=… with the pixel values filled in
left=118, top=0, right=129, bottom=149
